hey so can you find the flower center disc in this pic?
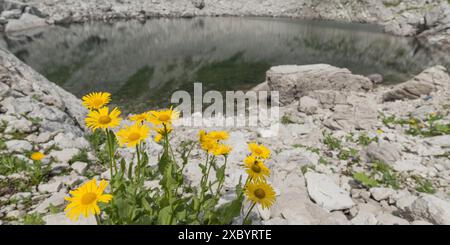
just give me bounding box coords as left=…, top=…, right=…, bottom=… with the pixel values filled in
left=98, top=115, right=112, bottom=124
left=128, top=132, right=141, bottom=141
left=254, top=188, right=266, bottom=199
left=81, top=192, right=97, bottom=205
left=254, top=148, right=262, bottom=155
left=159, top=114, right=170, bottom=122
left=251, top=164, right=261, bottom=173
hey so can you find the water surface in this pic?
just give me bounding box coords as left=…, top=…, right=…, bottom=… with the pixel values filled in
left=2, top=17, right=449, bottom=112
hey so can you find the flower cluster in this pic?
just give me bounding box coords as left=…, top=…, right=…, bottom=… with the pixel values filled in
left=63, top=91, right=275, bottom=224
left=241, top=143, right=276, bottom=223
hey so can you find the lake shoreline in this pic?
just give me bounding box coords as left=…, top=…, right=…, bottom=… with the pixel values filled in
left=0, top=0, right=449, bottom=51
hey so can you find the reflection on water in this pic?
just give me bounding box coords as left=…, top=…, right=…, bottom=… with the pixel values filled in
left=1, top=17, right=449, bottom=112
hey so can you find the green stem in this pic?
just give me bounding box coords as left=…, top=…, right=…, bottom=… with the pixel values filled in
left=135, top=144, right=141, bottom=183
left=214, top=156, right=228, bottom=200
left=242, top=202, right=256, bottom=225
left=94, top=214, right=101, bottom=225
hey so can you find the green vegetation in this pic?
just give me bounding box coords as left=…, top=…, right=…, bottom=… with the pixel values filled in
left=0, top=155, right=29, bottom=175
left=353, top=172, right=379, bottom=188
left=23, top=213, right=45, bottom=225
left=381, top=112, right=450, bottom=137
left=353, top=161, right=400, bottom=189
left=281, top=114, right=295, bottom=124
left=357, top=133, right=378, bottom=146
left=68, top=148, right=89, bottom=165
left=116, top=66, right=154, bottom=102
left=323, top=132, right=341, bottom=151
left=413, top=176, right=436, bottom=194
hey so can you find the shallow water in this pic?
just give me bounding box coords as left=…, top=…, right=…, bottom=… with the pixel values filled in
left=2, top=17, right=449, bottom=112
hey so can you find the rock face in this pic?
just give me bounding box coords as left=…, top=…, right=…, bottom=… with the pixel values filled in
left=382, top=66, right=450, bottom=101
left=305, top=172, right=354, bottom=211
left=266, top=64, right=372, bottom=104
left=0, top=48, right=87, bottom=135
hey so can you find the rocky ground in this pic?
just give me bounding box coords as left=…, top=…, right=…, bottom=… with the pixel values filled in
left=0, top=0, right=449, bottom=50
left=1, top=43, right=450, bottom=225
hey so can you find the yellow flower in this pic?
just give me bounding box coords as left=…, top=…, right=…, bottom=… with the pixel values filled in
left=248, top=142, right=271, bottom=159
left=245, top=181, right=276, bottom=209
left=64, top=178, right=112, bottom=221
left=154, top=133, right=163, bottom=143
left=85, top=107, right=122, bottom=131
left=376, top=129, right=384, bottom=134
left=82, top=92, right=111, bottom=110
left=129, top=112, right=151, bottom=123
left=201, top=137, right=219, bottom=153
left=208, top=131, right=229, bottom=141
left=199, top=130, right=208, bottom=143
left=149, top=107, right=179, bottom=126
left=30, top=152, right=45, bottom=161
left=213, top=144, right=232, bottom=156
left=244, top=155, right=270, bottom=181
left=116, top=123, right=150, bottom=148
left=153, top=124, right=172, bottom=143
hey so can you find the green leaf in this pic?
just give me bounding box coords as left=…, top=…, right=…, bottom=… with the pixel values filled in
left=157, top=206, right=172, bottom=225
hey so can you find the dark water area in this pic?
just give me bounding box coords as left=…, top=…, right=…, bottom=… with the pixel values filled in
left=2, top=17, right=449, bottom=112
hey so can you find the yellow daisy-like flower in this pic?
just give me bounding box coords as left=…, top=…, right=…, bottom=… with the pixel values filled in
left=148, top=107, right=180, bottom=126
left=30, top=152, right=45, bottom=161
left=116, top=123, right=150, bottom=148
left=129, top=112, right=151, bottom=123
left=245, top=181, right=276, bottom=209
left=154, top=133, right=163, bottom=143
left=64, top=178, right=112, bottom=221
left=213, top=144, right=232, bottom=156
left=154, top=124, right=172, bottom=143
left=376, top=129, right=384, bottom=134
left=201, top=137, right=219, bottom=153
left=199, top=130, right=208, bottom=143
left=248, top=142, right=271, bottom=159
left=82, top=92, right=111, bottom=110
left=208, top=131, right=229, bottom=141
left=85, top=107, right=122, bottom=131
left=244, top=155, right=270, bottom=181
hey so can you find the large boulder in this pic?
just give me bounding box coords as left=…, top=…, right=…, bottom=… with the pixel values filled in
left=406, top=194, right=450, bottom=225
left=266, top=64, right=373, bottom=104
left=5, top=13, right=47, bottom=32
left=382, top=66, right=450, bottom=102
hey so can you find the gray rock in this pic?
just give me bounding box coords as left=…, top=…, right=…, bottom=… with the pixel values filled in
left=351, top=211, right=378, bottom=225
left=49, top=148, right=80, bottom=164
left=298, top=96, right=319, bottom=115
left=1, top=9, right=22, bottom=19
left=261, top=217, right=288, bottom=225
left=411, top=220, right=433, bottom=225
left=43, top=213, right=97, bottom=225
left=71, top=161, right=88, bottom=175
left=407, top=194, right=450, bottom=225
left=376, top=213, right=409, bottom=225
left=33, top=190, right=66, bottom=214
left=382, top=66, right=450, bottom=101
left=367, top=73, right=383, bottom=84
left=38, top=181, right=63, bottom=193
left=5, top=13, right=47, bottom=32
left=266, top=64, right=372, bottom=104
left=370, top=187, right=396, bottom=201
left=424, top=135, right=450, bottom=148
left=305, top=172, right=354, bottom=211
left=5, top=140, right=32, bottom=153
left=366, top=142, right=401, bottom=165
